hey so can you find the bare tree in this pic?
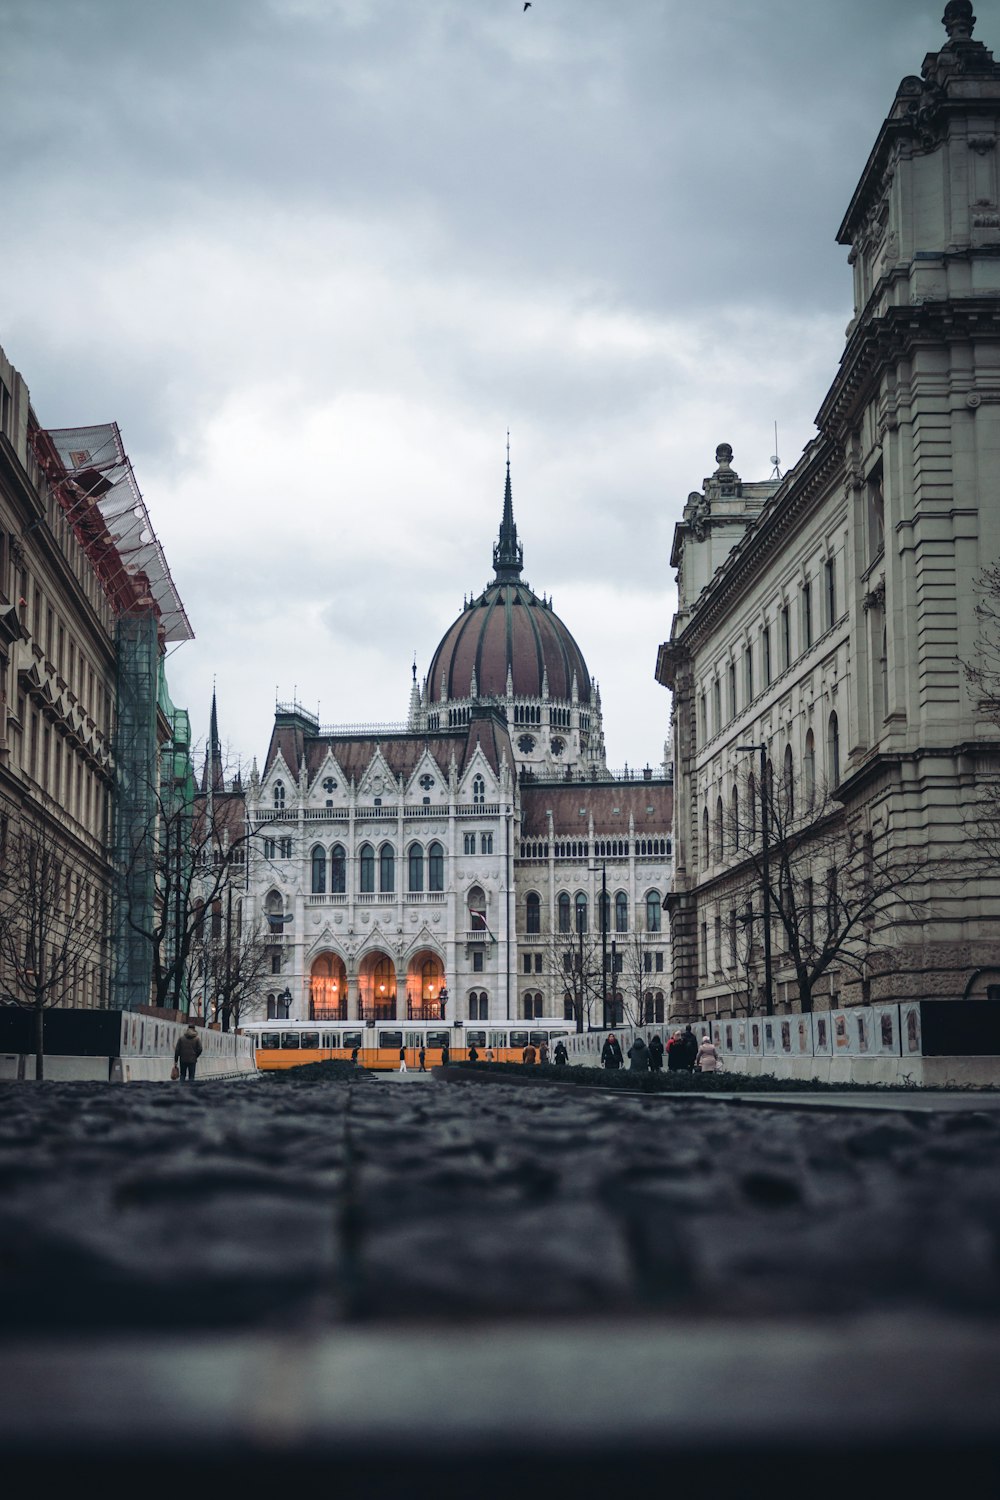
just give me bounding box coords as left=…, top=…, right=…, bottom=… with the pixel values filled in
left=120, top=764, right=256, bottom=1014
left=537, top=919, right=606, bottom=1032
left=0, top=813, right=107, bottom=1078
left=192, top=893, right=271, bottom=1032
left=963, top=562, right=1000, bottom=863
left=617, top=926, right=667, bottom=1028
left=723, top=767, right=925, bottom=1013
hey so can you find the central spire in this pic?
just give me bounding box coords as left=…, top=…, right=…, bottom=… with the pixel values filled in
left=492, top=433, right=524, bottom=580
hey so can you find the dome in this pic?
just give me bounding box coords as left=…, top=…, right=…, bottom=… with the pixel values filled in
left=426, top=466, right=592, bottom=706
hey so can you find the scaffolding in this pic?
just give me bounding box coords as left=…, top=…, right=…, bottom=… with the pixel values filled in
left=32, top=425, right=194, bottom=1013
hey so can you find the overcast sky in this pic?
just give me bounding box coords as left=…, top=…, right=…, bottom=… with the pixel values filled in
left=0, top=0, right=965, bottom=775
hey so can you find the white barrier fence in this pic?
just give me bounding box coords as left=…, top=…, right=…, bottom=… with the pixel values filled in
left=0, top=1012, right=257, bottom=1083
left=563, top=1003, right=1000, bottom=1086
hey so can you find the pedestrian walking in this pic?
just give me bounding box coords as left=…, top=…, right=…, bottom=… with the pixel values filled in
left=553, top=1040, right=568, bottom=1066
left=468, top=1044, right=480, bottom=1064
left=696, top=1034, right=722, bottom=1073
left=418, top=1045, right=426, bottom=1072
left=647, top=1034, right=664, bottom=1072
left=484, top=1045, right=495, bottom=1064
left=441, top=1041, right=450, bottom=1067
left=174, top=1024, right=203, bottom=1082
left=600, top=1033, right=624, bottom=1070
left=627, top=1035, right=649, bottom=1072
left=351, top=1045, right=359, bottom=1066
left=666, top=1031, right=687, bottom=1071
left=398, top=1046, right=408, bottom=1073
left=682, top=1025, right=699, bottom=1072
left=538, top=1039, right=550, bottom=1065
left=522, top=1041, right=537, bottom=1065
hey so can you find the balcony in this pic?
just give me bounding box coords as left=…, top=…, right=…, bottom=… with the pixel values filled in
left=310, top=1004, right=348, bottom=1022
left=360, top=1004, right=398, bottom=1022
left=306, top=893, right=348, bottom=907
left=465, top=929, right=492, bottom=944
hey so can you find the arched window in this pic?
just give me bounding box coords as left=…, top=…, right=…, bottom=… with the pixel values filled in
left=526, top=892, right=541, bottom=934
left=468, top=885, right=487, bottom=930
left=646, top=891, right=662, bottom=933
left=379, top=843, right=395, bottom=893
left=575, top=892, right=588, bottom=933
left=311, top=845, right=327, bottom=894
left=359, top=844, right=375, bottom=894
left=731, top=785, right=740, bottom=848
left=331, top=844, right=346, bottom=894
left=265, top=889, right=285, bottom=935
left=715, top=795, right=724, bottom=859
left=471, top=991, right=488, bottom=1020
left=828, top=711, right=840, bottom=785
left=599, top=889, right=610, bottom=934
left=615, top=891, right=628, bottom=933
left=563, top=990, right=575, bottom=1020
left=558, top=891, right=571, bottom=934
left=784, top=744, right=795, bottom=818
left=273, top=780, right=285, bottom=809
left=408, top=843, right=424, bottom=893
left=804, top=729, right=816, bottom=811
left=702, top=807, right=710, bottom=862
left=533, top=992, right=543, bottom=1018
left=524, top=995, right=534, bottom=1020
left=428, top=841, right=444, bottom=892
left=473, top=774, right=485, bottom=806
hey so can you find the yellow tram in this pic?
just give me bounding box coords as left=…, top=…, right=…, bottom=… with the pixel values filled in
left=242, top=1022, right=570, bottom=1071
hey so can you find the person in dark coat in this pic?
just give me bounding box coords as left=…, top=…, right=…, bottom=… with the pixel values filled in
left=681, top=1025, right=699, bottom=1072
left=601, top=1033, right=624, bottom=1069
left=647, top=1034, right=664, bottom=1072
left=418, top=1045, right=426, bottom=1072
left=627, top=1036, right=649, bottom=1072
left=666, top=1031, right=687, bottom=1071
left=553, top=1040, right=568, bottom=1066
left=468, top=1044, right=479, bottom=1064
left=440, top=1041, right=450, bottom=1067
left=174, top=1025, right=203, bottom=1082
left=351, top=1045, right=359, bottom=1066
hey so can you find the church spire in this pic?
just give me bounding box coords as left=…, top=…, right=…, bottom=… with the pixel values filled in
left=492, top=432, right=524, bottom=580
left=201, top=687, right=225, bottom=793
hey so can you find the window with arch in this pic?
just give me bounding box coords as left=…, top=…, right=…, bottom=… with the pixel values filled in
left=558, top=891, right=571, bottom=934
left=804, top=729, right=816, bottom=811
left=526, top=892, right=541, bottom=934
left=747, top=770, right=757, bottom=841
left=702, top=807, right=710, bottom=863
left=646, top=891, right=662, bottom=933
left=311, top=845, right=327, bottom=894
left=481, top=832, right=493, bottom=855
left=265, top=889, right=285, bottom=935
left=331, top=844, right=346, bottom=894
left=408, top=843, right=424, bottom=892
left=468, top=885, right=487, bottom=932
left=575, top=892, right=588, bottom=933
left=715, top=795, right=724, bottom=859
left=428, top=841, right=444, bottom=892
left=783, top=744, right=794, bottom=818
left=731, top=785, right=740, bottom=848
left=828, top=711, right=840, bottom=785
left=469, top=990, right=488, bottom=1020
left=563, top=991, right=575, bottom=1021
left=615, top=891, right=628, bottom=933
left=359, top=843, right=375, bottom=894
left=273, top=780, right=285, bottom=809
left=472, top=774, right=485, bottom=806
left=379, top=843, right=395, bottom=893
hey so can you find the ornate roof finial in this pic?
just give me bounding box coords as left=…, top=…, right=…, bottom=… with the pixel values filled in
left=493, top=438, right=524, bottom=580
left=943, top=2, right=975, bottom=42
left=715, top=442, right=734, bottom=471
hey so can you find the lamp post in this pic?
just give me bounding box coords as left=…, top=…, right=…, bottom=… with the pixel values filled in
left=736, top=742, right=774, bottom=1017
left=280, top=985, right=292, bottom=1021
left=601, top=861, right=608, bottom=1028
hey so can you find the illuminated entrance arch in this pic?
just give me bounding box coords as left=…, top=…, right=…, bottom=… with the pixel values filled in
left=310, top=953, right=347, bottom=1020
left=359, top=950, right=397, bottom=1020
left=406, top=949, right=446, bottom=1019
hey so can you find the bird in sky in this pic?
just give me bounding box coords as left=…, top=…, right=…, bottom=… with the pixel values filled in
left=523, top=3, right=531, bottom=10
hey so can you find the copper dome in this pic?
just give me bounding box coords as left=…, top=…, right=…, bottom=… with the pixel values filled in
left=426, top=465, right=592, bottom=706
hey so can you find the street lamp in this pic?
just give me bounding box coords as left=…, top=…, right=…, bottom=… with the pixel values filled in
left=735, top=742, right=774, bottom=1017
left=280, top=985, right=292, bottom=1020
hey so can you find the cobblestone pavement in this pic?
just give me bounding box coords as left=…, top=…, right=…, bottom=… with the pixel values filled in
left=3, top=1074, right=1000, bottom=1496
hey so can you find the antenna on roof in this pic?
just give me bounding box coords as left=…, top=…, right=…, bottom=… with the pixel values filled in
left=770, top=421, right=782, bottom=481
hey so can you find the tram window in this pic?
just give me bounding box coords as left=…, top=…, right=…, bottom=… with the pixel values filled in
left=466, top=1031, right=486, bottom=1047
left=300, top=1031, right=320, bottom=1049
left=426, top=1030, right=449, bottom=1048
left=260, top=1031, right=280, bottom=1050
left=549, top=1031, right=568, bottom=1040
left=280, top=1032, right=301, bottom=1049
left=489, top=1031, right=508, bottom=1048
left=529, top=1031, right=549, bottom=1046
left=510, top=1031, right=529, bottom=1048
left=379, top=1031, right=403, bottom=1049
left=405, top=1032, right=421, bottom=1046
left=344, top=1031, right=362, bottom=1049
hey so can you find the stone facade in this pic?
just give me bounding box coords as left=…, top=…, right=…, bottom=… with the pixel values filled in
left=657, top=4, right=1000, bottom=1025
left=243, top=467, right=673, bottom=1029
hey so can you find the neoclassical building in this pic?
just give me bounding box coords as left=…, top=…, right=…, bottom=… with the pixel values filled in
left=657, top=4, right=1000, bottom=1025
left=244, top=463, right=673, bottom=1029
